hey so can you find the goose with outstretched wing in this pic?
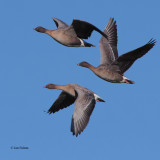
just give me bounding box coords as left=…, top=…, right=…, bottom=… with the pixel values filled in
left=44, top=83, right=105, bottom=137
left=78, top=18, right=156, bottom=84
left=34, top=17, right=108, bottom=47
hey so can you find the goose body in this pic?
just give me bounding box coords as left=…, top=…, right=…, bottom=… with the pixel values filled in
left=34, top=17, right=108, bottom=47
left=44, top=83, right=105, bottom=136
left=78, top=18, right=156, bottom=84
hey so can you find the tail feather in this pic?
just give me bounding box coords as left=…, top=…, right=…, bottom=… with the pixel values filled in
left=83, top=41, right=95, bottom=47
left=97, top=98, right=105, bottom=102
left=125, top=79, right=135, bottom=84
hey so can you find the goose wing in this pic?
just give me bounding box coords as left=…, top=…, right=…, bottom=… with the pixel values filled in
left=99, top=18, right=118, bottom=65
left=48, top=91, right=76, bottom=114
left=71, top=19, right=108, bottom=39
left=112, top=39, right=156, bottom=74
left=52, top=17, right=69, bottom=29
left=70, top=89, right=96, bottom=136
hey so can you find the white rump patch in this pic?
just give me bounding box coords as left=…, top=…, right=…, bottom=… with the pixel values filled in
left=123, top=76, right=128, bottom=80
left=121, top=75, right=129, bottom=83
left=79, top=38, right=85, bottom=46
left=94, top=94, right=101, bottom=100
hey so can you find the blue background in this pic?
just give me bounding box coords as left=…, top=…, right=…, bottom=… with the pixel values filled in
left=0, top=0, right=160, bottom=159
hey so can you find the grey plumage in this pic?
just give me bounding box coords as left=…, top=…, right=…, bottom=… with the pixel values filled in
left=45, top=83, right=105, bottom=137
left=35, top=17, right=108, bottom=47
left=78, top=18, right=156, bottom=84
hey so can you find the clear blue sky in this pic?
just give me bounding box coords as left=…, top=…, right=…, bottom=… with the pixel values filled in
left=0, top=0, right=160, bottom=159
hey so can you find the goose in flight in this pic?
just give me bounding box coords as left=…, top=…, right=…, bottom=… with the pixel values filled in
left=44, top=83, right=105, bottom=136
left=34, top=17, right=108, bottom=47
left=78, top=18, right=156, bottom=84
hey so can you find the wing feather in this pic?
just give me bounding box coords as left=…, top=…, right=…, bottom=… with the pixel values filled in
left=99, top=18, right=118, bottom=65
left=71, top=19, right=108, bottom=39
left=52, top=17, right=69, bottom=29
left=48, top=91, right=76, bottom=114
left=113, top=39, right=156, bottom=73
left=71, top=91, right=96, bottom=136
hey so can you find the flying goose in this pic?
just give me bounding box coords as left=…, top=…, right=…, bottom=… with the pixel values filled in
left=34, top=17, right=108, bottom=47
left=44, top=83, right=105, bottom=136
left=78, top=18, right=156, bottom=84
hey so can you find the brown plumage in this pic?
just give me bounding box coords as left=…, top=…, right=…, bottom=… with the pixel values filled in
left=34, top=17, right=108, bottom=47
left=78, top=18, right=156, bottom=84
left=44, top=83, right=105, bottom=137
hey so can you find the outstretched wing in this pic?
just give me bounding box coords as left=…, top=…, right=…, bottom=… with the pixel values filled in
left=70, top=90, right=96, bottom=137
left=71, top=19, right=108, bottom=40
left=113, top=39, right=156, bottom=74
left=52, top=17, right=69, bottom=29
left=48, top=91, right=76, bottom=114
left=99, top=18, right=118, bottom=65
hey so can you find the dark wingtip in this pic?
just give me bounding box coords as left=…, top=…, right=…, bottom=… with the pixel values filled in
left=71, top=117, right=75, bottom=133
left=70, top=117, right=79, bottom=137
left=43, top=109, right=52, bottom=115
left=148, top=38, right=156, bottom=46
left=47, top=110, right=52, bottom=114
